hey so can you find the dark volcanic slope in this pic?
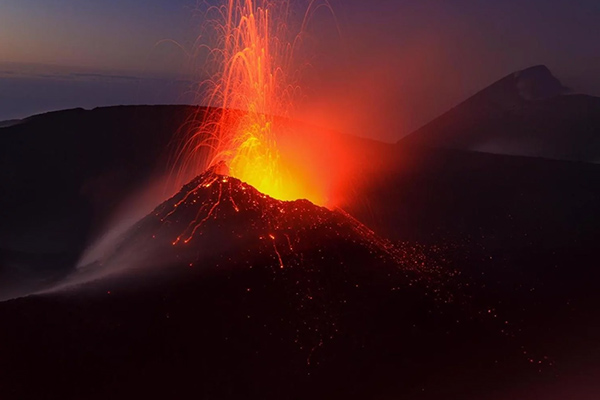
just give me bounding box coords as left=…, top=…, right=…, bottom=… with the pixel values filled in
left=2, top=163, right=600, bottom=400
left=1, top=105, right=600, bottom=398
left=0, top=168, right=461, bottom=400
left=0, top=105, right=197, bottom=244
left=0, top=105, right=201, bottom=297
left=0, top=119, right=20, bottom=128
left=72, top=164, right=431, bottom=290
left=400, top=65, right=600, bottom=163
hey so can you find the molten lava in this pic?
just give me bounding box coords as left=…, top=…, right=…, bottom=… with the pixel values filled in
left=177, top=0, right=326, bottom=205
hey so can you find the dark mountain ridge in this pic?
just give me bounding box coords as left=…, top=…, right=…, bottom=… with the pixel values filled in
left=2, top=104, right=600, bottom=299
left=400, top=65, right=600, bottom=162
left=0, top=119, right=21, bottom=128
left=1, top=103, right=600, bottom=398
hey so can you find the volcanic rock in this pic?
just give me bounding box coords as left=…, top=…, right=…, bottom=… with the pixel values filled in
left=2, top=106, right=600, bottom=399
left=0, top=167, right=457, bottom=400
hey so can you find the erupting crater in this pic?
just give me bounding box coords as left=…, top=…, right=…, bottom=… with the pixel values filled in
left=137, top=164, right=393, bottom=269
left=97, top=163, right=451, bottom=301
left=174, top=0, right=332, bottom=206
left=64, top=165, right=454, bottom=356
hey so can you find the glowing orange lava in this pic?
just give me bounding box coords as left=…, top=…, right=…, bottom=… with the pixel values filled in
left=178, top=0, right=327, bottom=205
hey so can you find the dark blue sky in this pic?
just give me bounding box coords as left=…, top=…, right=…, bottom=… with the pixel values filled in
left=1, top=0, right=599, bottom=140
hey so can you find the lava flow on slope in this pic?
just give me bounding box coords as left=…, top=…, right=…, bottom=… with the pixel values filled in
left=99, top=163, right=441, bottom=279
left=67, top=164, right=453, bottom=351
left=2, top=165, right=463, bottom=400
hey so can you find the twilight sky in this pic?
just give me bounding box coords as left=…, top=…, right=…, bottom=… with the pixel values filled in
left=1, top=0, right=599, bottom=140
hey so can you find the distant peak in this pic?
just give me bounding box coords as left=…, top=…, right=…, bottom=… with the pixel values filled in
left=516, top=64, right=551, bottom=74
left=514, top=65, right=566, bottom=100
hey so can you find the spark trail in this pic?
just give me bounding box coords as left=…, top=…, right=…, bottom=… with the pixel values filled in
left=174, top=0, right=328, bottom=205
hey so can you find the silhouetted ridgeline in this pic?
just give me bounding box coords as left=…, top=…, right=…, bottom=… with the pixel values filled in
left=401, top=65, right=600, bottom=163
left=1, top=98, right=600, bottom=399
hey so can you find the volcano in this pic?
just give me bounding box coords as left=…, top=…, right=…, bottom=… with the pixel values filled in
left=401, top=65, right=600, bottom=163
left=67, top=163, right=444, bottom=312
left=2, top=98, right=600, bottom=399
left=0, top=166, right=466, bottom=400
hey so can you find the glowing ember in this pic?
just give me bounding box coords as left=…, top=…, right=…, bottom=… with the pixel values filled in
left=177, top=0, right=325, bottom=205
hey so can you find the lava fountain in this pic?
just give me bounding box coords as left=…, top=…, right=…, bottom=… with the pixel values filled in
left=175, top=0, right=328, bottom=205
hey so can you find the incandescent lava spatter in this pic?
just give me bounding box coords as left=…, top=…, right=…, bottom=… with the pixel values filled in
left=73, top=164, right=453, bottom=352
